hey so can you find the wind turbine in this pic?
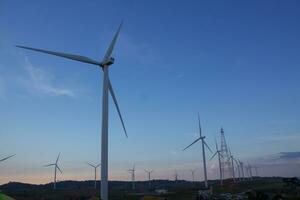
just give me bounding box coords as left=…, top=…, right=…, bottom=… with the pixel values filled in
left=0, top=154, right=15, bottom=163
left=144, top=169, right=153, bottom=189
left=253, top=166, right=259, bottom=177
left=210, top=138, right=223, bottom=186
left=17, top=22, right=127, bottom=200
left=174, top=170, right=178, bottom=185
left=228, top=148, right=235, bottom=183
left=87, top=162, right=100, bottom=189
left=238, top=159, right=245, bottom=181
left=128, top=164, right=135, bottom=190
left=233, top=158, right=241, bottom=181
left=246, top=162, right=253, bottom=180
left=190, top=169, right=195, bottom=183
left=183, top=113, right=212, bottom=188
left=44, top=153, right=62, bottom=190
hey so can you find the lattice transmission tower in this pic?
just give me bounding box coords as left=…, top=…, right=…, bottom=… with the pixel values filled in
left=219, top=127, right=232, bottom=181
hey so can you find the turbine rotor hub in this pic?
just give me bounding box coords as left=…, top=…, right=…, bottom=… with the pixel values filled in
left=101, top=57, right=115, bottom=67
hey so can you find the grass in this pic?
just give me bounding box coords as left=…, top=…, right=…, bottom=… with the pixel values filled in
left=0, top=193, right=15, bottom=200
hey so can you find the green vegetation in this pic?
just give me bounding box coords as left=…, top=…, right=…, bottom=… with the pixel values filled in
left=0, top=193, right=15, bottom=200
left=2, top=178, right=299, bottom=200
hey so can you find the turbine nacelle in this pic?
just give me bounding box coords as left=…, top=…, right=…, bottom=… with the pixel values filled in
left=100, top=57, right=115, bottom=67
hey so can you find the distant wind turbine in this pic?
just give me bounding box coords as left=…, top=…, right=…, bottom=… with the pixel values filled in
left=0, top=154, right=15, bottom=163
left=44, top=153, right=62, bottom=190
left=174, top=170, right=178, bottom=185
left=183, top=113, right=212, bottom=188
left=233, top=158, right=241, bottom=181
left=228, top=148, right=236, bottom=183
left=246, top=162, right=253, bottom=180
left=144, top=169, right=154, bottom=189
left=190, top=169, right=195, bottom=183
left=210, top=138, right=223, bottom=186
left=87, top=163, right=100, bottom=189
left=253, top=166, right=259, bottom=177
left=17, top=22, right=128, bottom=200
left=238, top=159, right=245, bottom=181
left=128, top=164, right=136, bottom=190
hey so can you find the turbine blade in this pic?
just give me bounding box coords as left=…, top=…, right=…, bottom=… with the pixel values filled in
left=197, top=113, right=202, bottom=137
left=214, top=138, right=218, bottom=151
left=233, top=158, right=239, bottom=165
left=16, top=45, right=101, bottom=66
left=219, top=152, right=224, bottom=158
left=228, top=147, right=232, bottom=156
left=44, top=164, right=55, bottom=167
left=183, top=138, right=200, bottom=151
left=87, top=162, right=96, bottom=168
left=209, top=151, right=218, bottom=161
left=56, top=165, right=62, bottom=173
left=108, top=79, right=128, bottom=137
left=102, top=21, right=123, bottom=62
left=204, top=141, right=213, bottom=153
left=56, top=153, right=60, bottom=164
left=0, top=154, right=15, bottom=162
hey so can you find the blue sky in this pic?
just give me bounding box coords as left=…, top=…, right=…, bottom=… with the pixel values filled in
left=0, top=0, right=300, bottom=184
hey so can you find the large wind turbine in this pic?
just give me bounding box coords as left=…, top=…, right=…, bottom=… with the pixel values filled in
left=144, top=169, right=154, bottom=189
left=183, top=113, right=212, bottom=188
left=210, top=138, right=223, bottom=186
left=44, top=153, right=62, bottom=190
left=128, top=164, right=136, bottom=190
left=0, top=154, right=15, bottom=163
left=87, top=162, right=100, bottom=189
left=17, top=22, right=127, bottom=200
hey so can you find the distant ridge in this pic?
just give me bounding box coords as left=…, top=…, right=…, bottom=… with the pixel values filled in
left=0, top=177, right=286, bottom=191
left=1, top=179, right=200, bottom=191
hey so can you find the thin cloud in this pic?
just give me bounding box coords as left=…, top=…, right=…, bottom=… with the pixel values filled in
left=21, top=56, right=75, bottom=98
left=259, top=133, right=300, bottom=142
left=278, top=152, right=300, bottom=160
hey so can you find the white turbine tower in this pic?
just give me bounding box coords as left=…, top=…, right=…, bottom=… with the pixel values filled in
left=128, top=164, right=136, bottom=190
left=144, top=169, right=154, bottom=189
left=210, top=138, right=223, bottom=186
left=183, top=113, right=212, bottom=188
left=44, top=153, right=62, bottom=190
left=87, top=163, right=100, bottom=189
left=17, top=22, right=127, bottom=200
left=0, top=154, right=15, bottom=163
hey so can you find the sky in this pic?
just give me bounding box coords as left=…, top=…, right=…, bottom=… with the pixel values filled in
left=0, top=0, right=300, bottom=184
